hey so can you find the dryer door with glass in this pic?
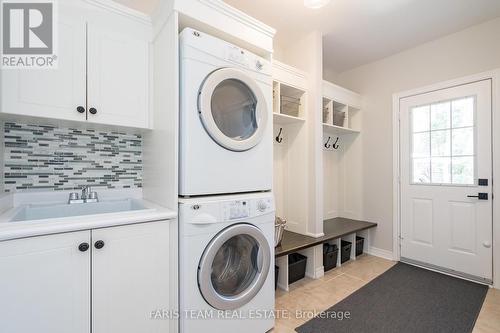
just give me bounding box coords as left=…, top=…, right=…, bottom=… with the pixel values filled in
left=198, top=68, right=268, bottom=151
left=198, top=223, right=271, bottom=310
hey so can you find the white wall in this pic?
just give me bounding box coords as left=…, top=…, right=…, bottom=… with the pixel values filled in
left=333, top=17, right=500, bottom=251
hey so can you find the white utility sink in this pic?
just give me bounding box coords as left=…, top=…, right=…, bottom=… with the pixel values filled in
left=10, top=199, right=151, bottom=222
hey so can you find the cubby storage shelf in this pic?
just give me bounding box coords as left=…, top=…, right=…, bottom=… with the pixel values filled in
left=275, top=217, right=377, bottom=258
left=274, top=112, right=306, bottom=125
left=322, top=123, right=360, bottom=135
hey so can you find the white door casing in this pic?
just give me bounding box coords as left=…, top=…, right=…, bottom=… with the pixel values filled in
left=399, top=79, right=493, bottom=282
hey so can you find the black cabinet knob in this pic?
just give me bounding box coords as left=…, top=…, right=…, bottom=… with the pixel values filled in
left=78, top=243, right=90, bottom=252
left=94, top=240, right=105, bottom=249
left=89, top=107, right=97, bottom=115
left=77, top=106, right=85, bottom=114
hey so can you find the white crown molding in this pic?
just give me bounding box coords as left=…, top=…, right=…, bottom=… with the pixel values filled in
left=198, top=0, right=276, bottom=38
left=85, top=0, right=152, bottom=25
left=273, top=60, right=307, bottom=80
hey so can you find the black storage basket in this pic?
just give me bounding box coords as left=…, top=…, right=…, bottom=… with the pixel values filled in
left=355, top=236, right=365, bottom=257
left=288, top=253, right=307, bottom=284
left=323, top=244, right=338, bottom=271
left=341, top=240, right=352, bottom=264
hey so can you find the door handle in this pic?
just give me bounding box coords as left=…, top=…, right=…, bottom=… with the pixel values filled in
left=467, top=193, right=488, bottom=200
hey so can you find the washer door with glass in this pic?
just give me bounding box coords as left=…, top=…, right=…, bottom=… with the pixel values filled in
left=198, top=68, right=268, bottom=151
left=198, top=224, right=271, bottom=310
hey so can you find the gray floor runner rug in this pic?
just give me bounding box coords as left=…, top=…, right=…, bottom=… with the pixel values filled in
left=296, top=263, right=488, bottom=333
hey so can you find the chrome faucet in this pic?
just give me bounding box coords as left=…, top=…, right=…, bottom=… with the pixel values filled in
left=68, top=186, right=99, bottom=204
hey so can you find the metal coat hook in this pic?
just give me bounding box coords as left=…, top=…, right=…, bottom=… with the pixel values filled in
left=325, top=136, right=332, bottom=149
left=276, top=128, right=283, bottom=143
left=333, top=137, right=340, bottom=150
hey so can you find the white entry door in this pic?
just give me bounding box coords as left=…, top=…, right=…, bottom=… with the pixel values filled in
left=400, top=79, right=493, bottom=283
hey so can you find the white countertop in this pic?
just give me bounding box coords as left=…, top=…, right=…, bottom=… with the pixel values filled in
left=0, top=189, right=177, bottom=242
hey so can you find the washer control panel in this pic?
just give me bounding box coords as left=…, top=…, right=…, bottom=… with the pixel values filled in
left=222, top=196, right=274, bottom=221
left=225, top=200, right=250, bottom=220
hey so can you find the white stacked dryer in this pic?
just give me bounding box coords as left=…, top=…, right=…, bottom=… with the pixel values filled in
left=178, top=28, right=275, bottom=333
left=179, top=28, right=273, bottom=197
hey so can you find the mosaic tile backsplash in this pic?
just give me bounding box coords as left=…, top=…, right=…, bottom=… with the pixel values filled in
left=3, top=122, right=142, bottom=193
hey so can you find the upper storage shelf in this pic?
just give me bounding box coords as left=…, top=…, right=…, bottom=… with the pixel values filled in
left=322, top=80, right=361, bottom=135
left=273, top=82, right=306, bottom=124
left=272, top=61, right=308, bottom=125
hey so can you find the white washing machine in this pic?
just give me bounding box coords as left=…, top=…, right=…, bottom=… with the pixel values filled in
left=179, top=28, right=273, bottom=196
left=179, top=193, right=275, bottom=333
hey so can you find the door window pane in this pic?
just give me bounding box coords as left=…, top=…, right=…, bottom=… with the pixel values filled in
left=211, top=79, right=258, bottom=141
left=431, top=102, right=450, bottom=130
left=412, top=106, right=430, bottom=132
left=452, top=97, right=474, bottom=128
left=410, top=97, right=475, bottom=185
left=413, top=132, right=430, bottom=158
left=431, top=157, right=451, bottom=184
left=452, top=157, right=474, bottom=185
left=431, top=130, right=451, bottom=157
left=211, top=234, right=259, bottom=297
left=452, top=127, right=474, bottom=156
left=413, top=158, right=431, bottom=184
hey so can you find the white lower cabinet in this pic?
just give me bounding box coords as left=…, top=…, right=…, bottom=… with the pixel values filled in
left=0, top=231, right=91, bottom=333
left=92, top=221, right=171, bottom=333
left=0, top=221, right=171, bottom=333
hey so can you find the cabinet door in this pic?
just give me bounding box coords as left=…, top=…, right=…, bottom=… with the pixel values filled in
left=1, top=3, right=86, bottom=122
left=92, top=221, right=170, bottom=333
left=0, top=231, right=91, bottom=333
left=86, top=24, right=150, bottom=128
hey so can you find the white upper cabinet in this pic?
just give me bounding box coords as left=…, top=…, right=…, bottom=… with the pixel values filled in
left=1, top=3, right=87, bottom=122
left=0, top=0, right=152, bottom=129
left=87, top=25, right=150, bottom=128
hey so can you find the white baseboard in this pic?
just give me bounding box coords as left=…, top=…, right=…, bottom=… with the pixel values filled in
left=368, top=246, right=394, bottom=261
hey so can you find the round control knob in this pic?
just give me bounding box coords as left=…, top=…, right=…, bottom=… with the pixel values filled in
left=257, top=200, right=267, bottom=212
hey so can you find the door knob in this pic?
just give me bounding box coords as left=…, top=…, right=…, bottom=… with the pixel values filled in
left=77, top=106, right=85, bottom=114
left=89, top=107, right=97, bottom=115
left=94, top=240, right=105, bottom=249
left=467, top=193, right=488, bottom=200
left=78, top=242, right=90, bottom=252
left=483, top=241, right=491, bottom=248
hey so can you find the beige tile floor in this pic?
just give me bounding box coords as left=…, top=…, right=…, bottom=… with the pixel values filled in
left=271, top=254, right=500, bottom=333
